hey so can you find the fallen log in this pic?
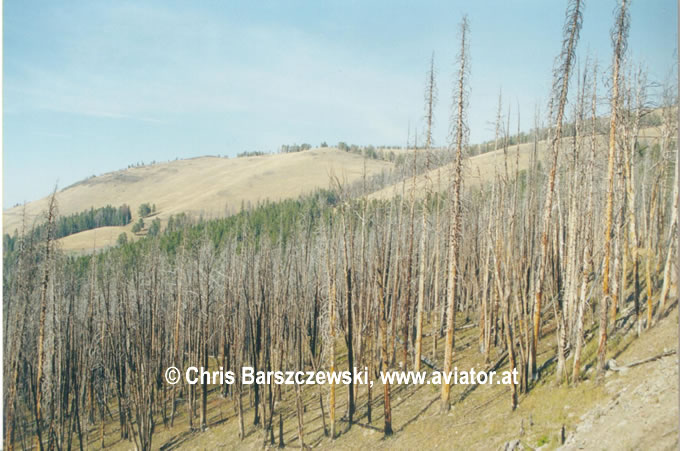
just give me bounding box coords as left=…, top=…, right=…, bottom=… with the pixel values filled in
left=395, top=336, right=442, bottom=371
left=608, top=349, right=677, bottom=372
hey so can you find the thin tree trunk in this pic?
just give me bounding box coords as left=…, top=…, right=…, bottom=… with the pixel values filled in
left=599, top=0, right=628, bottom=376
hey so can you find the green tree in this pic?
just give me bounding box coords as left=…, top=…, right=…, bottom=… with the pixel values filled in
left=132, top=218, right=144, bottom=234
left=138, top=203, right=152, bottom=218
left=117, top=233, right=128, bottom=246
left=148, top=218, right=161, bottom=237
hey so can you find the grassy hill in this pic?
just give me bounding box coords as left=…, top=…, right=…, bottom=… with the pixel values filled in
left=3, top=125, right=674, bottom=450
left=3, top=148, right=392, bottom=251
left=4, top=126, right=664, bottom=255
left=369, top=126, right=663, bottom=201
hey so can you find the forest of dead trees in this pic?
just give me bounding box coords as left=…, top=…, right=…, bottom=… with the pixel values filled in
left=3, top=1, right=679, bottom=450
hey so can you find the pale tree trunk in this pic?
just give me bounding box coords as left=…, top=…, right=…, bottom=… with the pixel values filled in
left=611, top=144, right=625, bottom=325
left=645, top=185, right=659, bottom=328
left=623, top=70, right=644, bottom=334
left=441, top=16, right=468, bottom=413
left=403, top=134, right=417, bottom=371
left=432, top=172, right=442, bottom=361
left=562, top=64, right=587, bottom=384
left=481, top=195, right=494, bottom=361
left=572, top=62, right=598, bottom=383
left=325, top=231, right=337, bottom=439
left=599, top=0, right=628, bottom=376
left=658, top=157, right=678, bottom=317
left=531, top=0, right=582, bottom=379
left=416, top=53, right=436, bottom=372
left=170, top=240, right=186, bottom=427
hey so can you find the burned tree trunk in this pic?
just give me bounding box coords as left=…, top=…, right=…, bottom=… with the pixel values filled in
left=441, top=15, right=469, bottom=414
left=599, top=0, right=628, bottom=376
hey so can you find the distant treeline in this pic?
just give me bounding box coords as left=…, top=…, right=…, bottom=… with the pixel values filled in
left=279, top=141, right=405, bottom=162
left=157, top=188, right=339, bottom=254
left=4, top=204, right=132, bottom=251
left=52, top=204, right=133, bottom=238
left=280, top=143, right=312, bottom=153
left=237, top=151, right=269, bottom=158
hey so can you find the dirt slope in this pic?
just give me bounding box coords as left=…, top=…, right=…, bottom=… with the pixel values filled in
left=561, top=311, right=679, bottom=450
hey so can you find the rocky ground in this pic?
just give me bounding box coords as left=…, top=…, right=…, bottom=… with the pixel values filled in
left=561, top=309, right=679, bottom=450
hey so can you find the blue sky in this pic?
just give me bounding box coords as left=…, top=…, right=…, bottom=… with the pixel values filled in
left=3, top=0, right=677, bottom=208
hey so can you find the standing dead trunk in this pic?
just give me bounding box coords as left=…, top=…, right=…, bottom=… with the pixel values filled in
left=376, top=207, right=394, bottom=436
left=35, top=190, right=58, bottom=451
left=531, top=0, right=582, bottom=380
left=572, top=62, right=598, bottom=382
left=441, top=16, right=469, bottom=414
left=658, top=156, right=678, bottom=317
left=599, top=0, right=628, bottom=375
left=416, top=53, right=437, bottom=372
left=325, top=229, right=337, bottom=439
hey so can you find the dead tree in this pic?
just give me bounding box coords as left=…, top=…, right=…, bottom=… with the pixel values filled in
left=572, top=60, right=598, bottom=383
left=531, top=0, right=582, bottom=380
left=599, top=0, right=628, bottom=376
left=34, top=190, right=58, bottom=451
left=416, top=52, right=437, bottom=372
left=441, top=15, right=469, bottom=414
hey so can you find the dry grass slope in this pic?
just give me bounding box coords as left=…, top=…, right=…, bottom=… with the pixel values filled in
left=3, top=126, right=662, bottom=253
left=369, top=126, right=662, bottom=201
left=4, top=148, right=392, bottom=251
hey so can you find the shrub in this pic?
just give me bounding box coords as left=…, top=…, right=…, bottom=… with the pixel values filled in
left=138, top=203, right=152, bottom=218
left=132, top=218, right=144, bottom=234
left=148, top=218, right=161, bottom=237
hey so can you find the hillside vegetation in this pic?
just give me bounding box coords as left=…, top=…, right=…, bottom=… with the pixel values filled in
left=3, top=2, right=679, bottom=451
left=369, top=126, right=662, bottom=201
left=3, top=147, right=392, bottom=250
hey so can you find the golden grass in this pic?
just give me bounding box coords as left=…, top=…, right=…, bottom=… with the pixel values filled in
left=4, top=148, right=392, bottom=251
left=3, top=126, right=663, bottom=254
left=368, top=126, right=663, bottom=201
left=55, top=226, right=133, bottom=254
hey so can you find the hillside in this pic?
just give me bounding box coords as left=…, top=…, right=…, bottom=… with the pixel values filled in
left=98, top=300, right=678, bottom=450
left=4, top=122, right=675, bottom=451
left=369, top=126, right=663, bottom=201
left=3, top=148, right=392, bottom=251
left=4, top=126, right=664, bottom=253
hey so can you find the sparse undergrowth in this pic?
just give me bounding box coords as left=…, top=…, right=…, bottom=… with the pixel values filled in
left=80, top=304, right=677, bottom=451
